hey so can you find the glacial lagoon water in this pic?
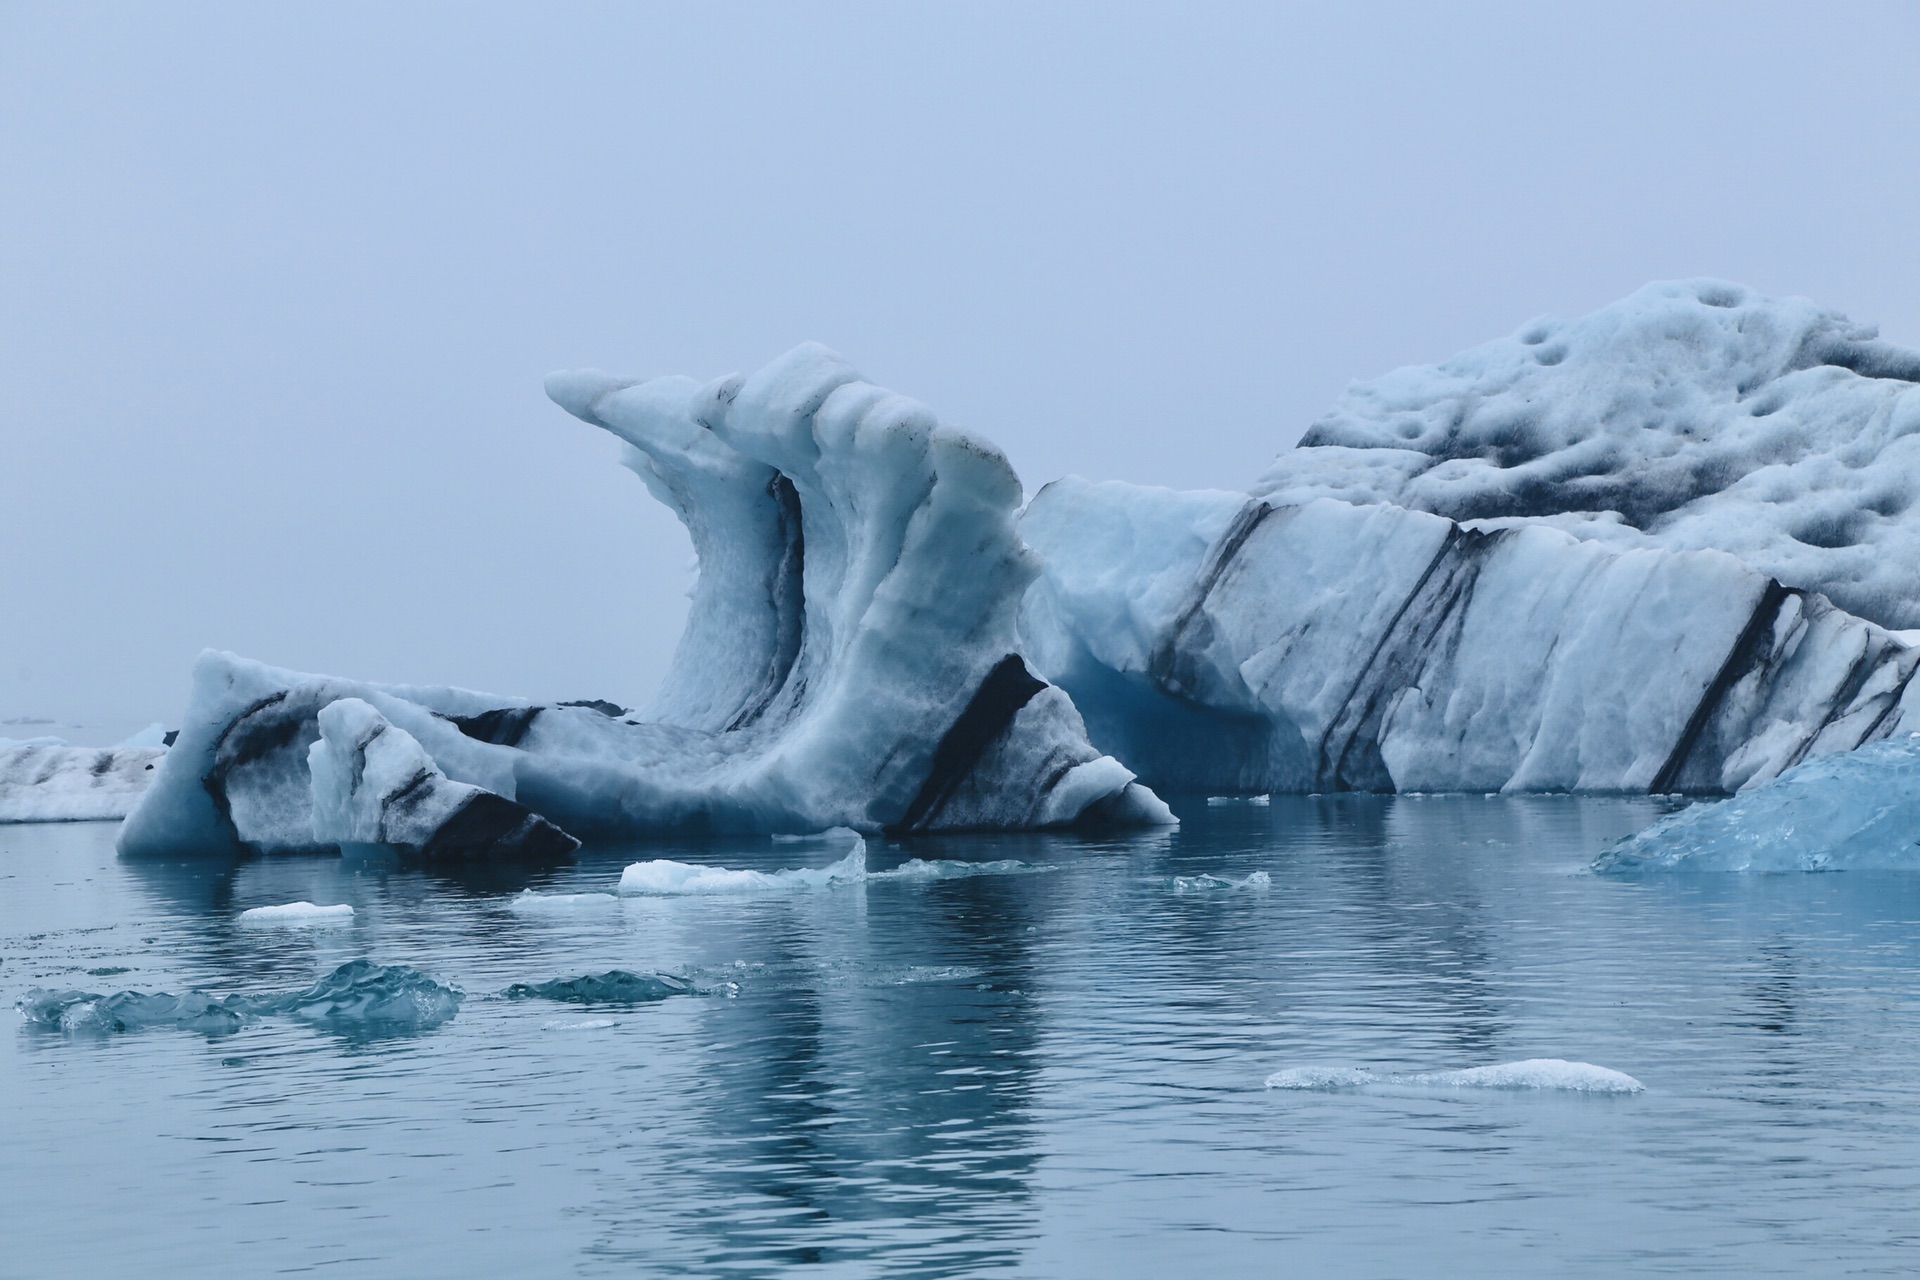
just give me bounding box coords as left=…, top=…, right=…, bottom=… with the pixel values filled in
left=6, top=797, right=1920, bottom=1277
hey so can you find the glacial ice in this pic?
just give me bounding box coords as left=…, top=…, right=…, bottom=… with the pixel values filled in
left=503, top=971, right=692, bottom=1003
left=1265, top=1059, right=1644, bottom=1094
left=1255, top=280, right=1920, bottom=632
left=0, top=745, right=168, bottom=823
left=119, top=344, right=1169, bottom=857
left=16, top=960, right=463, bottom=1037
left=619, top=833, right=868, bottom=895
left=507, top=890, right=620, bottom=912
left=1595, top=734, right=1920, bottom=872
left=237, top=901, right=355, bottom=925
left=308, top=698, right=580, bottom=858
left=1171, top=870, right=1271, bottom=893
left=1023, top=481, right=1918, bottom=796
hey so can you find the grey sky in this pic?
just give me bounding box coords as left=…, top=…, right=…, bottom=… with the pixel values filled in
left=4, top=2, right=1917, bottom=736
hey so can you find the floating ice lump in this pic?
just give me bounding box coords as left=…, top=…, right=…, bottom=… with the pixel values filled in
left=237, top=902, right=355, bottom=925
left=1172, top=870, right=1272, bottom=893
left=503, top=971, right=692, bottom=1003
left=1596, top=735, right=1920, bottom=872
left=1265, top=1059, right=1644, bottom=1094
left=508, top=890, right=620, bottom=912
left=619, top=831, right=1051, bottom=895
left=16, top=960, right=463, bottom=1037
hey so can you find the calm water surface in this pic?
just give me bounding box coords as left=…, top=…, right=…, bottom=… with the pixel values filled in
left=5, top=796, right=1919, bottom=1277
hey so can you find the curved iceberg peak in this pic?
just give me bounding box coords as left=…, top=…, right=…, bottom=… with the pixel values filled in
left=1596, top=734, right=1920, bottom=872
left=1257, top=279, right=1920, bottom=631
left=120, top=345, right=1167, bottom=858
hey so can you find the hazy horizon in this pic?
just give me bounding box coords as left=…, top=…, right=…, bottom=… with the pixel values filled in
left=6, top=2, right=1918, bottom=737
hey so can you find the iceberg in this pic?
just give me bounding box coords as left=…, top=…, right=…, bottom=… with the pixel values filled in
left=1021, top=283, right=1920, bottom=797
left=119, top=344, right=1170, bottom=858
left=502, top=971, right=692, bottom=1003
left=1595, top=734, right=1920, bottom=872
left=1, top=744, right=168, bottom=823
left=1023, top=481, right=1917, bottom=795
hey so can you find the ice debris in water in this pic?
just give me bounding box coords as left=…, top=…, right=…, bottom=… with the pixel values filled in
left=543, top=1018, right=616, bottom=1031
left=252, top=960, right=463, bottom=1032
left=1172, top=870, right=1272, bottom=893
left=1206, top=794, right=1271, bottom=806
left=16, top=960, right=462, bottom=1037
left=503, top=971, right=692, bottom=1003
left=617, top=831, right=1051, bottom=895
left=1265, top=1058, right=1644, bottom=1094
left=508, top=890, right=620, bottom=912
left=17, top=988, right=251, bottom=1037
left=237, top=902, right=355, bottom=925
left=1595, top=735, right=1920, bottom=873
left=620, top=833, right=867, bottom=895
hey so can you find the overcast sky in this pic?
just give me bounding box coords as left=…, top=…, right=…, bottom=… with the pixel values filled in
left=4, top=1, right=1917, bottom=736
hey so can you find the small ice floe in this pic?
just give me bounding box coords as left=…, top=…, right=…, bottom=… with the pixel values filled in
left=237, top=902, right=355, bottom=926
left=542, top=1018, right=616, bottom=1031
left=872, top=858, right=1051, bottom=881
left=620, top=831, right=868, bottom=895
left=508, top=890, right=619, bottom=913
left=1172, top=870, right=1272, bottom=893
left=504, top=971, right=692, bottom=1004
left=1265, top=1058, right=1643, bottom=1094
left=1206, top=794, right=1271, bottom=806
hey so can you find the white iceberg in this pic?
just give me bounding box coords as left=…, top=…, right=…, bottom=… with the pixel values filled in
left=1, top=745, right=168, bottom=824
left=1595, top=734, right=1920, bottom=872
left=119, top=344, right=1171, bottom=858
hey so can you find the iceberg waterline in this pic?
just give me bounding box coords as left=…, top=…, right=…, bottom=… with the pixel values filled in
left=93, top=284, right=1920, bottom=854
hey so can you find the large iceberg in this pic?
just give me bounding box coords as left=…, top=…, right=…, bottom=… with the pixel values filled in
left=118, top=344, right=1170, bottom=858
left=1021, top=282, right=1920, bottom=797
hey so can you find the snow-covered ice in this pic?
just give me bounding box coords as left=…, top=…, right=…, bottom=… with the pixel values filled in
left=237, top=902, right=355, bottom=925
left=1595, top=734, right=1920, bottom=872
left=1265, top=1059, right=1644, bottom=1093
left=1256, top=280, right=1920, bottom=632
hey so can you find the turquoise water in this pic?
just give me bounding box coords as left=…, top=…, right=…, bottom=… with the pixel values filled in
left=6, top=796, right=1920, bottom=1277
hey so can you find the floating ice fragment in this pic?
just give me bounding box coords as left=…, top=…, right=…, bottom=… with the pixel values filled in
left=619, top=834, right=867, bottom=895
left=17, top=988, right=250, bottom=1036
left=1172, top=870, right=1271, bottom=893
left=543, top=1018, right=616, bottom=1031
left=1596, top=735, right=1920, bottom=872
left=503, top=971, right=691, bottom=1003
left=238, top=902, right=355, bottom=926
left=1206, top=794, right=1271, bottom=806
left=1266, top=1058, right=1642, bottom=1094
left=508, top=890, right=619, bottom=913
left=252, top=960, right=462, bottom=1032
left=872, top=857, right=1051, bottom=881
